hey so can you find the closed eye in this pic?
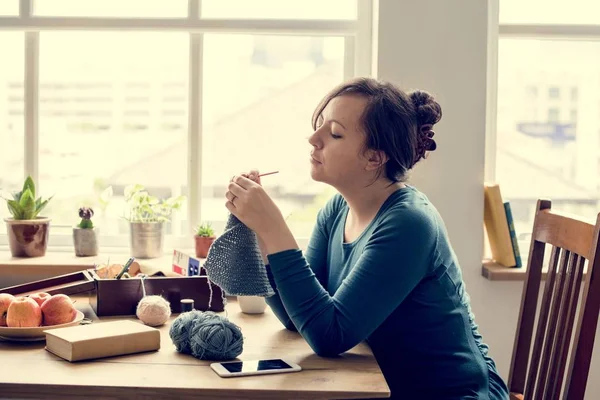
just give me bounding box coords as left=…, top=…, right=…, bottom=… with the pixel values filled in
left=331, top=133, right=342, bottom=139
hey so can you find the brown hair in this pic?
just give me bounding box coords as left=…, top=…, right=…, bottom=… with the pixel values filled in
left=312, top=77, right=442, bottom=183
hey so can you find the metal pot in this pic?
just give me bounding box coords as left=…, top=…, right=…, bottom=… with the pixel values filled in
left=5, top=217, right=51, bottom=257
left=73, top=227, right=99, bottom=257
left=129, top=222, right=164, bottom=259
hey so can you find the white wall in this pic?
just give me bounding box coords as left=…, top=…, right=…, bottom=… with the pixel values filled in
left=373, top=0, right=599, bottom=398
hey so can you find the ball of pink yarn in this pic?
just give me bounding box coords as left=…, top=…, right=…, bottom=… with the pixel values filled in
left=136, top=295, right=171, bottom=326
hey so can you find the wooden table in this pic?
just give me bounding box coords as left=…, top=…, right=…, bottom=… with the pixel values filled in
left=0, top=296, right=390, bottom=399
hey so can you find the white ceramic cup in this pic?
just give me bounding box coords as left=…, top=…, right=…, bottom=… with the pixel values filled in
left=237, top=295, right=267, bottom=314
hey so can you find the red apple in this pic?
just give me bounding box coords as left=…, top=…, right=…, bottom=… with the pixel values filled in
left=40, top=294, right=77, bottom=326
left=6, top=296, right=42, bottom=327
left=0, top=293, right=15, bottom=327
left=29, top=292, right=51, bottom=307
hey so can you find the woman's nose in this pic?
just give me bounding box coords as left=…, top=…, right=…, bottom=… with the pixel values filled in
left=307, top=132, right=320, bottom=148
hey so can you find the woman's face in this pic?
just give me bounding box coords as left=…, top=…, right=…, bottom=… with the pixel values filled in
left=308, top=94, right=375, bottom=187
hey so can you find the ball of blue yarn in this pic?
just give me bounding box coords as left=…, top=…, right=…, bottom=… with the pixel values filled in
left=169, top=310, right=243, bottom=361
left=169, top=310, right=204, bottom=354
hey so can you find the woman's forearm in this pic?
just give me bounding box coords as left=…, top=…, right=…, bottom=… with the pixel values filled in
left=260, top=219, right=299, bottom=256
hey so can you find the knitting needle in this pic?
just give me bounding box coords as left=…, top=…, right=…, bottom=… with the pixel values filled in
left=258, top=171, right=279, bottom=177
left=232, top=171, right=279, bottom=183
left=115, top=257, right=135, bottom=280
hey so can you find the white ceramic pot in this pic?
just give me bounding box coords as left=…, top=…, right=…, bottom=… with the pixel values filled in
left=237, top=296, right=267, bottom=314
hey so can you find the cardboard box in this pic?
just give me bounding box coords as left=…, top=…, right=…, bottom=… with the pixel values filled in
left=1, top=269, right=225, bottom=316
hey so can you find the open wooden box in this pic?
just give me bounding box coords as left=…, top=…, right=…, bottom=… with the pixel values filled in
left=0, top=269, right=225, bottom=316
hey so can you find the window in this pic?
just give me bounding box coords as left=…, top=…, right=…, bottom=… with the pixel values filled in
left=201, top=34, right=344, bottom=238
left=201, top=0, right=357, bottom=20
left=493, top=5, right=600, bottom=244
left=34, top=0, right=188, bottom=17
left=38, top=32, right=189, bottom=239
left=0, top=1, right=370, bottom=252
left=0, top=33, right=24, bottom=231
left=0, top=1, right=18, bottom=16
left=548, top=87, right=560, bottom=99
left=499, top=0, right=600, bottom=25
left=547, top=108, right=560, bottom=123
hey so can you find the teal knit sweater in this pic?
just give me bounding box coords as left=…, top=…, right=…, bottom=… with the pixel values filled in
left=266, top=186, right=509, bottom=399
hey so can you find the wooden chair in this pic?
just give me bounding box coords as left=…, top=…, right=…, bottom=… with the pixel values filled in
left=508, top=199, right=600, bottom=400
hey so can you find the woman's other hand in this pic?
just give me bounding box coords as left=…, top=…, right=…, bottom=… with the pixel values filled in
left=226, top=172, right=283, bottom=238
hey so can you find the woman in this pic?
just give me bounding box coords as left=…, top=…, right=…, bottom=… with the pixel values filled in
left=225, top=78, right=509, bottom=399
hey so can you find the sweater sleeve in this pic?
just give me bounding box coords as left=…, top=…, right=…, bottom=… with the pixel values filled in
left=264, top=195, right=339, bottom=331
left=266, top=207, right=438, bottom=356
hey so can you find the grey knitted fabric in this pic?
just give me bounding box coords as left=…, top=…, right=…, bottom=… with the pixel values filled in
left=202, top=214, right=275, bottom=297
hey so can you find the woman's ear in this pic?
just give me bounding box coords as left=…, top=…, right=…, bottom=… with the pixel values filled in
left=365, top=149, right=388, bottom=171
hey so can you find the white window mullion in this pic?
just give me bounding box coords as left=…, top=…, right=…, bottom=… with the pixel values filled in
left=0, top=17, right=358, bottom=35
left=355, top=0, right=373, bottom=77
left=24, top=31, right=39, bottom=186
left=19, top=0, right=32, bottom=18
left=485, top=0, right=499, bottom=182
left=344, top=36, right=355, bottom=81
left=499, top=23, right=600, bottom=39
left=21, top=0, right=39, bottom=186
left=188, top=0, right=203, bottom=230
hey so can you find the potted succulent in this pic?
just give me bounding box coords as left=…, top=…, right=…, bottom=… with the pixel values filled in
left=194, top=222, right=216, bottom=258
left=2, top=176, right=53, bottom=257
left=73, top=207, right=98, bottom=257
left=124, top=184, right=185, bottom=259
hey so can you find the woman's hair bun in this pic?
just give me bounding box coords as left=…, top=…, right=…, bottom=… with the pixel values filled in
left=409, top=90, right=442, bottom=127
left=409, top=90, right=441, bottom=163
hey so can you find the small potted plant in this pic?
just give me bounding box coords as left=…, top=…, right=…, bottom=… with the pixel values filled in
left=195, top=222, right=216, bottom=258
left=124, top=184, right=185, bottom=259
left=2, top=176, right=53, bottom=257
left=73, top=207, right=98, bottom=257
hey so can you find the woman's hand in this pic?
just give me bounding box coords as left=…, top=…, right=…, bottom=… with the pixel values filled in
left=242, top=169, right=262, bottom=186
left=225, top=170, right=285, bottom=239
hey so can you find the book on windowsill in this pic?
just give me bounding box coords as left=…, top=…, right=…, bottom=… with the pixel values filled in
left=483, top=182, right=517, bottom=267
left=503, top=201, right=522, bottom=268
left=44, top=320, right=161, bottom=362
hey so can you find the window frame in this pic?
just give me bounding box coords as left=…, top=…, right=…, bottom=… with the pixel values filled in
left=487, top=2, right=600, bottom=182
left=487, top=1, right=600, bottom=252
left=0, top=0, right=373, bottom=253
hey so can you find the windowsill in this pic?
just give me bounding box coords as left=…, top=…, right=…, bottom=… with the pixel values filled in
left=0, top=250, right=199, bottom=281
left=482, top=258, right=588, bottom=281
left=3, top=253, right=563, bottom=283
left=482, top=259, right=528, bottom=281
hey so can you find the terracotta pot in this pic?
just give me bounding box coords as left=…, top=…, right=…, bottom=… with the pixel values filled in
left=195, top=235, right=215, bottom=258
left=5, top=217, right=51, bottom=258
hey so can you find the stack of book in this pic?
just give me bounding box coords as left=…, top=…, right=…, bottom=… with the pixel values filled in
left=483, top=182, right=522, bottom=268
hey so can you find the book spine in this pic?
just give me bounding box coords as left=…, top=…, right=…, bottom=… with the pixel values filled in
left=503, top=202, right=522, bottom=268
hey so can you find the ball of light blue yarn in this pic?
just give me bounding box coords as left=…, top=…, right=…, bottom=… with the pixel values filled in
left=189, top=312, right=243, bottom=361
left=169, top=310, right=204, bottom=353
left=169, top=311, right=243, bottom=361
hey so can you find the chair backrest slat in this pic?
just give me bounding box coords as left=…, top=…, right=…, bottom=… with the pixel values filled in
left=550, top=254, right=585, bottom=399
left=533, top=248, right=569, bottom=400
left=522, top=246, right=559, bottom=399
left=508, top=199, right=600, bottom=400
left=543, top=251, right=578, bottom=399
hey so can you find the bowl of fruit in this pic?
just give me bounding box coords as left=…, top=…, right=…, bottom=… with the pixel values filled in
left=0, top=292, right=85, bottom=342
